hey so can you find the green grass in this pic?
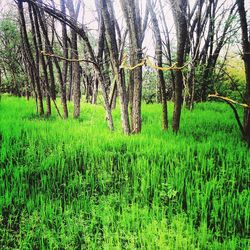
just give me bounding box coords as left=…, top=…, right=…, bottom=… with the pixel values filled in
left=0, top=96, right=249, bottom=249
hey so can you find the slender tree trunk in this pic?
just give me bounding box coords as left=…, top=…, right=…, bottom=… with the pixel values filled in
left=120, top=0, right=143, bottom=133
left=72, top=35, right=81, bottom=118
left=36, top=6, right=68, bottom=118
left=159, top=0, right=175, bottom=101
left=67, top=0, right=81, bottom=118
left=170, top=0, right=188, bottom=133
left=148, top=0, right=168, bottom=130
left=29, top=4, right=45, bottom=115
left=32, top=5, right=51, bottom=116
left=101, top=0, right=130, bottom=134
left=60, top=0, right=69, bottom=104
left=85, top=76, right=91, bottom=103
left=28, top=66, right=38, bottom=111
left=185, top=66, right=196, bottom=110
left=237, top=0, right=250, bottom=146
left=92, top=77, right=98, bottom=105
left=109, top=82, right=117, bottom=109
left=68, top=62, right=73, bottom=101
left=93, top=0, right=105, bottom=105
left=18, top=0, right=44, bottom=115
left=128, top=43, right=135, bottom=121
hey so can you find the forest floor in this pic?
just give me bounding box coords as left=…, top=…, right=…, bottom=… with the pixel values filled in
left=0, top=96, right=249, bottom=249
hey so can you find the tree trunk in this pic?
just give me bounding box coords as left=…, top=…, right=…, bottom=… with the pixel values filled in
left=67, top=0, right=81, bottom=118
left=36, top=5, right=68, bottom=118
left=93, top=0, right=105, bottom=105
left=32, top=4, right=51, bottom=116
left=61, top=0, right=69, bottom=104
left=159, top=0, right=175, bottom=101
left=109, top=81, right=117, bottom=109
left=237, top=0, right=250, bottom=146
left=120, top=0, right=143, bottom=133
left=170, top=0, right=188, bottom=133
left=101, top=0, right=130, bottom=134
left=147, top=0, right=168, bottom=130
left=92, top=76, right=98, bottom=104
left=68, top=62, right=73, bottom=101
left=29, top=3, right=45, bottom=115
left=18, top=0, right=44, bottom=115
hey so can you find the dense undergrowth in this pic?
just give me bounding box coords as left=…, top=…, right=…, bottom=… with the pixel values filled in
left=0, top=96, right=249, bottom=249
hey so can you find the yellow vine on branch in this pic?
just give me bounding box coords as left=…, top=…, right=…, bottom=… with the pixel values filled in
left=208, top=94, right=250, bottom=109
left=119, top=54, right=190, bottom=71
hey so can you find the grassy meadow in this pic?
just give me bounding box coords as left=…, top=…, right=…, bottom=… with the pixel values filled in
left=0, top=96, right=249, bottom=249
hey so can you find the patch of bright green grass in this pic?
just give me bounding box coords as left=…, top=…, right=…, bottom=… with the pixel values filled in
left=0, top=96, right=249, bottom=249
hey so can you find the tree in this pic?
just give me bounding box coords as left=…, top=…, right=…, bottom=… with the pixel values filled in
left=60, top=0, right=70, bottom=104
left=18, top=0, right=44, bottom=115
left=147, top=0, right=168, bottom=130
left=100, top=0, right=130, bottom=134
left=26, top=0, right=115, bottom=129
left=120, top=0, right=146, bottom=133
left=35, top=0, right=69, bottom=119
left=9, top=0, right=248, bottom=137
left=30, top=3, right=52, bottom=116
left=237, top=0, right=250, bottom=145
left=66, top=0, right=81, bottom=118
left=170, top=0, right=188, bottom=132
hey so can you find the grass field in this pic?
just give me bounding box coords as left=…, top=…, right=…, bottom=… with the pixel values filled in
left=0, top=96, right=249, bottom=249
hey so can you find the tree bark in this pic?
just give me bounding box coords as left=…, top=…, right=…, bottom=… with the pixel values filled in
left=170, top=0, right=188, bottom=133
left=32, top=4, right=51, bottom=116
left=120, top=0, right=143, bottom=133
left=36, top=3, right=68, bottom=118
left=100, top=0, right=130, bottom=134
left=93, top=0, right=104, bottom=105
left=60, top=0, right=69, bottom=104
left=147, top=0, right=168, bottom=130
left=159, top=0, right=175, bottom=101
left=18, top=0, right=44, bottom=115
left=237, top=0, right=250, bottom=146
left=67, top=0, right=81, bottom=118
left=29, top=3, right=44, bottom=113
